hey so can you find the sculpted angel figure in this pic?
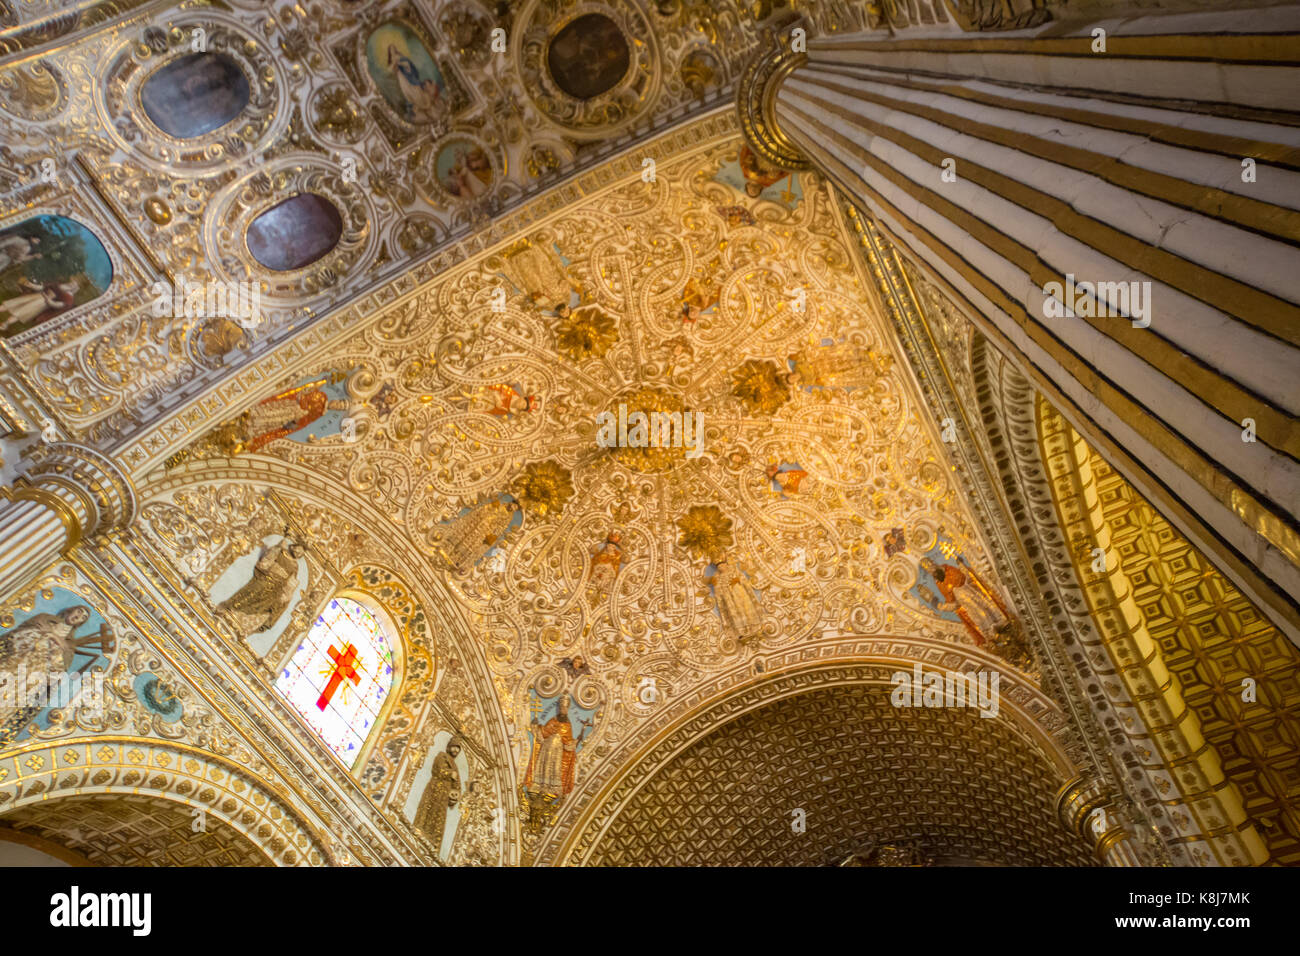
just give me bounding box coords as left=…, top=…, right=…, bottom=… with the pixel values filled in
left=586, top=532, right=624, bottom=602
left=466, top=383, right=538, bottom=419
left=766, top=462, right=821, bottom=498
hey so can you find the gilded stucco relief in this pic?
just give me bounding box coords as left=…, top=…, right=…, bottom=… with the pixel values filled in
left=1, top=562, right=228, bottom=753
left=0, top=559, right=340, bottom=866
left=133, top=470, right=509, bottom=864
left=147, top=133, right=1040, bottom=861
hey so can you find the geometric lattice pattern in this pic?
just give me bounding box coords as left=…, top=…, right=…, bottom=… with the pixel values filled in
left=590, top=685, right=1094, bottom=866
left=0, top=794, right=272, bottom=866
left=1088, top=451, right=1300, bottom=866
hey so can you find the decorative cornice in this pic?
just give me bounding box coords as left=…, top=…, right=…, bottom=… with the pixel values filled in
left=0, top=0, right=163, bottom=65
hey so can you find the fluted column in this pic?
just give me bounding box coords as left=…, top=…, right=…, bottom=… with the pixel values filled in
left=739, top=7, right=1300, bottom=641
left=0, top=443, right=136, bottom=600
left=1056, top=774, right=1147, bottom=867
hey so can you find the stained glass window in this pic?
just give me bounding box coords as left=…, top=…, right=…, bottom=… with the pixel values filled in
left=274, top=596, right=395, bottom=768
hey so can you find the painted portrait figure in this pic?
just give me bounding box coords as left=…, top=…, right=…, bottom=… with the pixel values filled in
left=0, top=589, right=115, bottom=746
left=0, top=215, right=112, bottom=338
left=0, top=233, right=41, bottom=273
left=546, top=14, right=630, bottom=100
left=140, top=51, right=251, bottom=139
left=436, top=141, right=492, bottom=199
left=365, top=21, right=448, bottom=125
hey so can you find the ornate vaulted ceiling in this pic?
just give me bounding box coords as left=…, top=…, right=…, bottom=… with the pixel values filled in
left=0, top=0, right=1293, bottom=873
left=0, top=0, right=1151, bottom=868
left=130, top=120, right=1060, bottom=861
left=0, top=0, right=874, bottom=447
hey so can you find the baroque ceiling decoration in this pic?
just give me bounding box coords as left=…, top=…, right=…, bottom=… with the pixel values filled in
left=0, top=1, right=1165, bottom=869
left=142, top=127, right=1051, bottom=860
left=0, top=0, right=876, bottom=449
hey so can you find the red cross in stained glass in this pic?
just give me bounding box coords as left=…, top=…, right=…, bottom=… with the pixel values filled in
left=317, top=643, right=361, bottom=710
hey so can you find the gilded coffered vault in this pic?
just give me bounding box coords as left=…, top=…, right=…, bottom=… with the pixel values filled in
left=1, top=0, right=1296, bottom=871
left=0, top=791, right=274, bottom=866
left=1039, top=400, right=1299, bottom=867
left=578, top=678, right=1089, bottom=867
